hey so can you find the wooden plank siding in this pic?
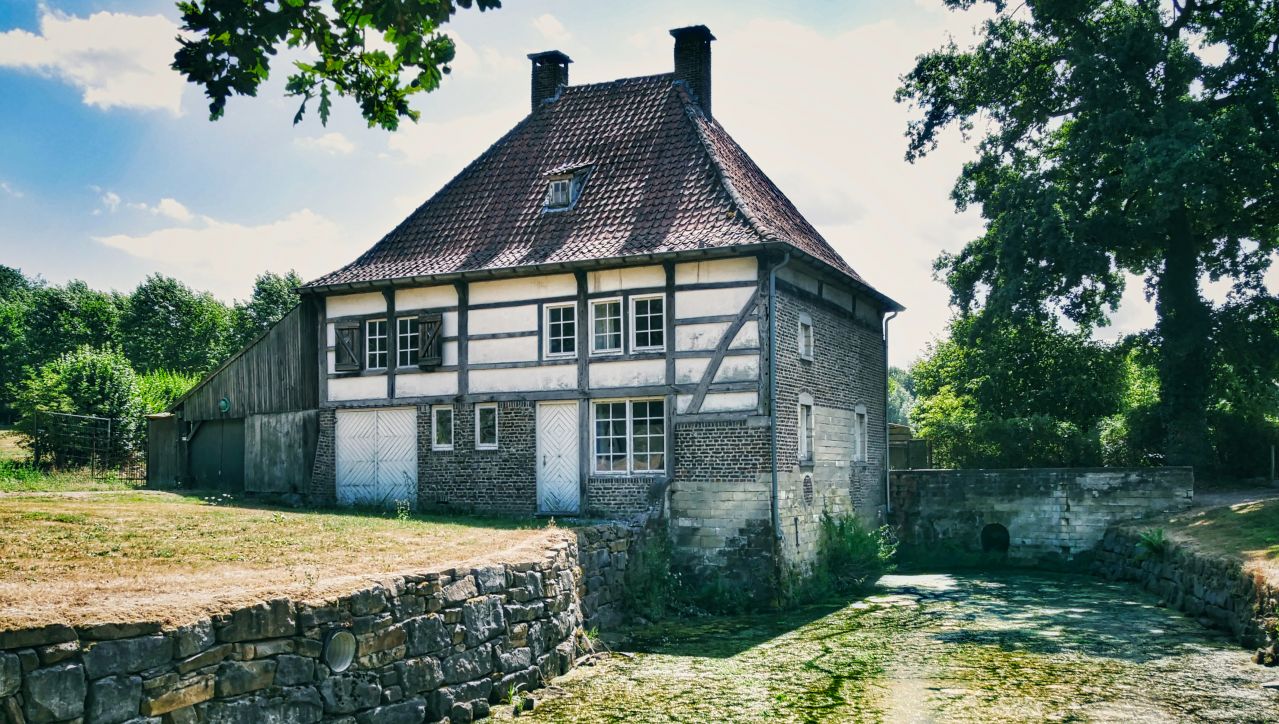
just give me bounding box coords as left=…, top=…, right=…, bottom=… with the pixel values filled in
left=175, top=304, right=319, bottom=421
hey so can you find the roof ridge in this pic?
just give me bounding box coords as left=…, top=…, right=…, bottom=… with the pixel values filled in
left=560, top=72, right=674, bottom=94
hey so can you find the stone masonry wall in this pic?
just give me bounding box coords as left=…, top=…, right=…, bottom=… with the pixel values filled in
left=419, top=402, right=537, bottom=515
left=890, top=467, right=1194, bottom=564
left=774, top=282, right=887, bottom=571
left=0, top=524, right=639, bottom=724
left=1095, top=527, right=1279, bottom=664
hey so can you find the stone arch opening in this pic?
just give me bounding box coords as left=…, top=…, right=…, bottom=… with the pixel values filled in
left=980, top=523, right=1010, bottom=554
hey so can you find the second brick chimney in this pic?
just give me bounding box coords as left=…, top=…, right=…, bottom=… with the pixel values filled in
left=528, top=50, right=572, bottom=111
left=671, top=25, right=715, bottom=120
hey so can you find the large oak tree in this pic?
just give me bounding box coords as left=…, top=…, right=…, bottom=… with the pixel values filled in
left=898, top=0, right=1279, bottom=468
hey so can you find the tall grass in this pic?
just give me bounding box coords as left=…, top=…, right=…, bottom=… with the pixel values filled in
left=137, top=370, right=201, bottom=414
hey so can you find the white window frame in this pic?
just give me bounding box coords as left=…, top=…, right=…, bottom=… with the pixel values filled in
left=590, top=398, right=666, bottom=476
left=545, top=178, right=571, bottom=209
left=590, top=297, right=623, bottom=356
left=798, top=400, right=814, bottom=463
left=475, top=403, right=499, bottom=450
left=797, top=312, right=814, bottom=361
left=853, top=404, right=869, bottom=463
left=397, top=317, right=420, bottom=368
left=630, top=294, right=666, bottom=352
left=431, top=405, right=454, bottom=451
left=366, top=318, right=388, bottom=370
left=543, top=303, right=577, bottom=359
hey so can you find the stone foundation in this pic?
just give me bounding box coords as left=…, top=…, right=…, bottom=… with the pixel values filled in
left=0, top=524, right=639, bottom=724
left=1094, top=527, right=1279, bottom=664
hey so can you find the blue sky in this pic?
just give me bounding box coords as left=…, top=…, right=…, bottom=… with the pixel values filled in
left=2, top=0, right=1256, bottom=366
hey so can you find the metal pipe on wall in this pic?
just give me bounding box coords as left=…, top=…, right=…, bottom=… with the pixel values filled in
left=883, top=310, right=898, bottom=515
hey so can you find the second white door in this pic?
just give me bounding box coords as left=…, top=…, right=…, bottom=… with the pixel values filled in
left=536, top=401, right=580, bottom=514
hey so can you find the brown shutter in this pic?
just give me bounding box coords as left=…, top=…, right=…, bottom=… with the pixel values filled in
left=418, top=312, right=443, bottom=370
left=334, top=321, right=361, bottom=372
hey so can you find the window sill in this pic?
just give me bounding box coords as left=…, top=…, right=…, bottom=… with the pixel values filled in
left=475, top=445, right=499, bottom=452
left=589, top=350, right=624, bottom=358
left=431, top=446, right=454, bottom=452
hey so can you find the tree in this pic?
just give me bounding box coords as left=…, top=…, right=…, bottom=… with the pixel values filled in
left=24, top=281, right=124, bottom=366
left=15, top=346, right=144, bottom=459
left=888, top=366, right=917, bottom=427
left=172, top=0, right=501, bottom=130
left=0, top=266, right=37, bottom=422
left=898, top=1, right=1279, bottom=468
left=121, top=275, right=232, bottom=374
left=233, top=270, right=303, bottom=346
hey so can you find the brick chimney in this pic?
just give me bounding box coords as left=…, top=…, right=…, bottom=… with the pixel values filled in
left=528, top=50, right=571, bottom=111
left=671, top=25, right=715, bottom=119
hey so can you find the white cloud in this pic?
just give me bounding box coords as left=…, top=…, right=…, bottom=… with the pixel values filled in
left=93, top=189, right=121, bottom=214
left=532, top=14, right=571, bottom=44
left=0, top=9, right=184, bottom=115
left=0, top=181, right=21, bottom=198
left=153, top=198, right=193, bottom=222
left=95, top=207, right=351, bottom=298
left=296, top=132, right=357, bottom=155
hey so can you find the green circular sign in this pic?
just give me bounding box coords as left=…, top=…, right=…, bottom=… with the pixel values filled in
left=218, top=397, right=231, bottom=413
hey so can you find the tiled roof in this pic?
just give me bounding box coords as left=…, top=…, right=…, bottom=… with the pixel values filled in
left=306, top=73, right=896, bottom=307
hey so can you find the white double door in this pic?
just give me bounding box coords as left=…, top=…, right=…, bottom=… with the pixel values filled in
left=536, top=401, right=580, bottom=515
left=335, top=407, right=418, bottom=508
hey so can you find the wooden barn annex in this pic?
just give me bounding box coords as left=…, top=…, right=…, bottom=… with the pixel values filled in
left=147, top=302, right=320, bottom=494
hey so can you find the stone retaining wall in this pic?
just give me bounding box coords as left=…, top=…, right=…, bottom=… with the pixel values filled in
left=1094, top=527, right=1279, bottom=665
left=0, top=523, right=639, bottom=724
left=890, top=467, right=1194, bottom=564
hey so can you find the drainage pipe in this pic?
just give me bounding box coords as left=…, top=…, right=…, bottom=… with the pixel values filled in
left=768, top=252, right=791, bottom=541
left=882, top=310, right=898, bottom=515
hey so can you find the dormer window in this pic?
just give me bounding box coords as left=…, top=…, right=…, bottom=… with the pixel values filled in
left=542, top=164, right=592, bottom=211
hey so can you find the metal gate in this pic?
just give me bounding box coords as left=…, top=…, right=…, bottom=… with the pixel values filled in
left=335, top=408, right=418, bottom=508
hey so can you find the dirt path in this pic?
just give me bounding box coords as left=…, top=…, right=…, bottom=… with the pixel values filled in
left=499, top=572, right=1276, bottom=722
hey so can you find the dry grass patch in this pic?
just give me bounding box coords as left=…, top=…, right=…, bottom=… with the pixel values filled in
left=1141, top=492, right=1279, bottom=584
left=0, top=427, right=24, bottom=461
left=0, top=491, right=560, bottom=631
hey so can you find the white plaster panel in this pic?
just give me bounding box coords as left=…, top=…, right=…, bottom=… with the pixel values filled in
left=675, top=286, right=756, bottom=319
left=676, top=394, right=694, bottom=414
left=326, top=324, right=335, bottom=346
left=469, top=274, right=575, bottom=304
left=700, top=391, right=758, bottom=413
left=777, top=266, right=820, bottom=294
left=395, top=372, right=458, bottom=397
left=714, top=354, right=759, bottom=383
left=588, top=359, right=665, bottom=389
left=675, top=357, right=710, bottom=385
left=469, top=336, right=538, bottom=364
left=730, top=320, right=759, bottom=349
left=675, top=257, right=757, bottom=285
left=822, top=285, right=854, bottom=312
left=396, top=285, right=456, bottom=311
left=327, top=292, right=386, bottom=318
left=470, top=305, right=537, bottom=335
left=442, top=341, right=459, bottom=367
left=676, top=322, right=729, bottom=352
left=328, top=375, right=387, bottom=402
left=326, top=349, right=335, bottom=373
left=469, top=365, right=576, bottom=393
left=589, top=265, right=664, bottom=293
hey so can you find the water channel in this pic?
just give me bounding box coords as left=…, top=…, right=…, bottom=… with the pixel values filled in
left=497, top=572, right=1276, bottom=722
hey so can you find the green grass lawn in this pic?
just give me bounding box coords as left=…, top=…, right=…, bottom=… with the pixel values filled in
left=0, top=461, right=145, bottom=493
left=0, top=491, right=558, bottom=631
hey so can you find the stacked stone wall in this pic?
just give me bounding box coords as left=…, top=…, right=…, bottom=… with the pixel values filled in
left=890, top=467, right=1194, bottom=564
left=1094, top=528, right=1279, bottom=664
left=0, top=524, right=639, bottom=724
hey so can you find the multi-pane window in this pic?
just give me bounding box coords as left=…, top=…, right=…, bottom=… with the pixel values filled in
left=853, top=405, right=868, bottom=462
left=475, top=404, right=499, bottom=450
left=432, top=405, right=454, bottom=451
left=593, top=399, right=665, bottom=475
left=798, top=313, right=814, bottom=361
left=798, top=402, right=814, bottom=462
left=397, top=318, right=420, bottom=368
left=545, top=304, right=576, bottom=357
left=632, top=296, right=665, bottom=351
left=545, top=178, right=571, bottom=208
left=592, top=299, right=622, bottom=354
left=366, top=319, right=388, bottom=370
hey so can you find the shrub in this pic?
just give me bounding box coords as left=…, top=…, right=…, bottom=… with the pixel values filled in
left=789, top=513, right=897, bottom=603
left=1136, top=528, right=1170, bottom=561
left=623, top=527, right=679, bottom=621
left=924, top=414, right=1102, bottom=469
left=137, top=369, right=200, bottom=414
left=14, top=346, right=144, bottom=460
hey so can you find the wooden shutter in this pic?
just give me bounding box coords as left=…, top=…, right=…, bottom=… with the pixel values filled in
left=334, top=321, right=361, bottom=372
left=418, top=312, right=443, bottom=370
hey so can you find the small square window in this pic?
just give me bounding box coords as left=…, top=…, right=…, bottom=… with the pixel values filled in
left=545, top=303, right=576, bottom=358
left=798, top=403, right=814, bottom=462
left=798, top=313, right=814, bottom=361
left=475, top=404, right=499, bottom=450
left=397, top=318, right=420, bottom=368
left=366, top=319, right=388, bottom=370
left=631, top=295, right=665, bottom=351
left=545, top=179, right=571, bottom=208
left=591, top=298, right=622, bottom=354
left=432, top=405, right=454, bottom=451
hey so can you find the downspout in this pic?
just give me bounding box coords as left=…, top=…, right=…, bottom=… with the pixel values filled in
left=768, top=252, right=791, bottom=541
left=882, top=310, right=898, bottom=516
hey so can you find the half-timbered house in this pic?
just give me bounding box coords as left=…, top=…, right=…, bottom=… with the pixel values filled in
left=301, top=26, right=903, bottom=580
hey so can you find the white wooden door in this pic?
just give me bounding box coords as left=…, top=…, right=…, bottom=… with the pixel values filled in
left=336, top=408, right=418, bottom=508
left=536, top=401, right=580, bottom=514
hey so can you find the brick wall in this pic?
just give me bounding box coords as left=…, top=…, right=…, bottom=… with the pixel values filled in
left=773, top=281, right=887, bottom=569
left=308, top=409, right=336, bottom=505
left=419, top=402, right=537, bottom=515
left=584, top=476, right=658, bottom=519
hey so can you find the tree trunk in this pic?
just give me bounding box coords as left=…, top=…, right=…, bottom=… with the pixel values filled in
left=1155, top=214, right=1214, bottom=471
